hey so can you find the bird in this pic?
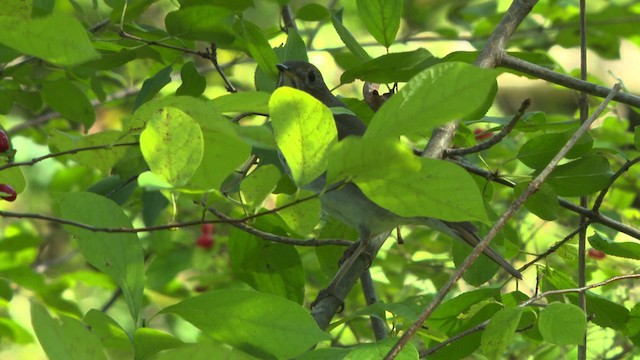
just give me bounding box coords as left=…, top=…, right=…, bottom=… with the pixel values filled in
left=275, top=61, right=522, bottom=279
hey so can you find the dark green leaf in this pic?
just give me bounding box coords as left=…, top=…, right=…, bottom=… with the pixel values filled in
left=634, top=126, right=640, bottom=151
left=42, top=79, right=95, bottom=129
left=356, top=0, right=403, bottom=48
left=340, top=48, right=436, bottom=84
left=518, top=130, right=593, bottom=169
left=161, top=289, right=330, bottom=359
left=586, top=292, right=629, bottom=330
left=0, top=13, right=100, bottom=66
left=588, top=233, right=640, bottom=260
left=514, top=182, right=559, bottom=220
left=229, top=226, right=305, bottom=303
left=240, top=20, right=279, bottom=79
left=546, top=155, right=612, bottom=196
left=133, top=66, right=173, bottom=111
left=296, top=3, right=330, bottom=21
left=176, top=62, right=206, bottom=97
left=165, top=6, right=235, bottom=44
left=331, top=9, right=371, bottom=63
left=178, top=0, right=254, bottom=11
left=538, top=303, right=586, bottom=345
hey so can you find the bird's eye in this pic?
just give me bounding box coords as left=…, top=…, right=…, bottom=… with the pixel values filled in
left=307, top=70, right=316, bottom=83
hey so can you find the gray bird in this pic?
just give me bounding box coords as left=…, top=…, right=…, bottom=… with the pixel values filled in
left=276, top=61, right=522, bottom=279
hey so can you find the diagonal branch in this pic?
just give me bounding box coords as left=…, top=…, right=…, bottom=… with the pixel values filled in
left=386, top=83, right=621, bottom=359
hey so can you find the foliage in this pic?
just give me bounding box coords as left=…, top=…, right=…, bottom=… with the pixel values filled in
left=1, top=0, right=639, bottom=359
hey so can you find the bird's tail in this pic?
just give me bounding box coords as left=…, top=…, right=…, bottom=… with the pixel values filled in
left=440, top=221, right=523, bottom=279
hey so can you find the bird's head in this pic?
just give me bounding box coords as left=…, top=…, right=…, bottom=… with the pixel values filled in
left=276, top=61, right=336, bottom=104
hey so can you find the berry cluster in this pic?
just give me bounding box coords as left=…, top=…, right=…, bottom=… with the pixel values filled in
left=0, top=130, right=16, bottom=202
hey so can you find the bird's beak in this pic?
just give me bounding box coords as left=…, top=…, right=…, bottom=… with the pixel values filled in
left=276, top=63, right=298, bottom=89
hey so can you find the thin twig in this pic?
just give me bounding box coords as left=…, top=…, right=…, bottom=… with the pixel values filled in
left=0, top=142, right=139, bottom=172
left=205, top=205, right=351, bottom=247
left=445, top=98, right=530, bottom=157
left=592, top=156, right=640, bottom=212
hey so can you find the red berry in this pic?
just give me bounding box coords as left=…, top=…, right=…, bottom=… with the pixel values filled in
left=588, top=248, right=606, bottom=260
left=474, top=128, right=493, bottom=141
left=201, top=223, right=216, bottom=235
left=0, top=184, right=16, bottom=202
left=196, top=234, right=214, bottom=250
left=0, top=131, right=9, bottom=152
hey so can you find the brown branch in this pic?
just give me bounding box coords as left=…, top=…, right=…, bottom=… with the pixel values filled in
left=499, top=54, right=640, bottom=109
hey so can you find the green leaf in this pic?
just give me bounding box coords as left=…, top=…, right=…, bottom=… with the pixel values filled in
left=140, top=107, right=204, bottom=187
left=429, top=288, right=500, bottom=331
left=340, top=48, right=436, bottom=84
left=241, top=165, right=281, bottom=210
left=344, top=337, right=418, bottom=359
left=50, top=130, right=137, bottom=175
left=133, top=96, right=251, bottom=192
left=588, top=233, right=640, bottom=260
left=0, top=13, right=100, bottom=66
left=133, top=328, right=184, bottom=360
left=228, top=226, right=305, bottom=303
left=276, top=190, right=321, bottom=236
left=0, top=164, right=26, bottom=194
left=165, top=5, right=235, bottom=45
left=179, top=0, right=255, bottom=12
left=269, top=87, right=337, bottom=187
left=635, top=126, right=640, bottom=151
left=366, top=62, right=498, bottom=140
left=356, top=0, right=403, bottom=48
left=517, top=130, right=593, bottom=169
left=586, top=292, right=629, bottom=330
left=481, top=307, right=524, bottom=360
left=84, top=310, right=133, bottom=356
left=133, top=66, right=173, bottom=111
left=296, top=3, right=330, bottom=21
left=176, top=62, right=206, bottom=97
left=514, top=182, right=559, bottom=221
left=357, top=157, right=489, bottom=222
left=210, top=92, right=271, bottom=114
left=148, top=341, right=257, bottom=360
left=331, top=9, right=371, bottom=63
left=546, top=155, right=612, bottom=196
left=31, top=302, right=108, bottom=360
left=240, top=20, right=280, bottom=79
left=161, top=289, right=330, bottom=359
left=42, top=79, right=95, bottom=129
left=53, top=192, right=145, bottom=323
left=538, top=303, right=586, bottom=346
left=326, top=136, right=420, bottom=185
